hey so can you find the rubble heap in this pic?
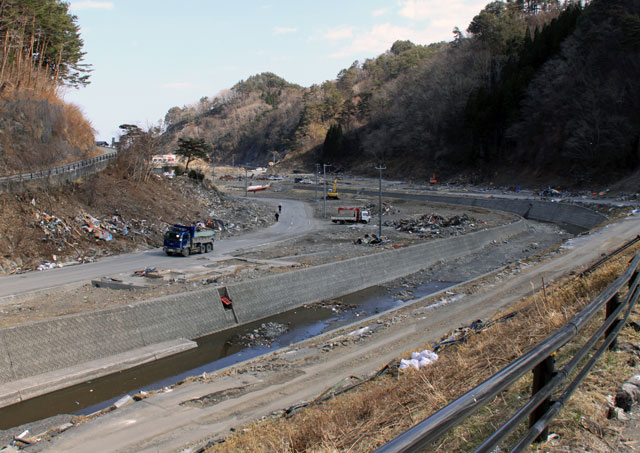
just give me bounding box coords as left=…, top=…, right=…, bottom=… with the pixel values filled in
left=388, top=213, right=481, bottom=239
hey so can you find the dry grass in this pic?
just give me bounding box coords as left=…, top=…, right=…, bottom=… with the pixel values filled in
left=211, top=246, right=640, bottom=452
left=0, top=41, right=95, bottom=173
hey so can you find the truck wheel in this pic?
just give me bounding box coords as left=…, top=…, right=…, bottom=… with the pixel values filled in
left=182, top=248, right=189, bottom=257
left=206, top=243, right=213, bottom=253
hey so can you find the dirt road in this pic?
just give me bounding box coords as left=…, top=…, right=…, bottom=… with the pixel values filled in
left=0, top=198, right=321, bottom=300
left=30, top=213, right=640, bottom=452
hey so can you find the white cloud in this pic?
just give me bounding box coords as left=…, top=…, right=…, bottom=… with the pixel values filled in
left=70, top=1, right=114, bottom=10
left=274, top=27, right=297, bottom=35
left=324, top=25, right=355, bottom=41
left=372, top=7, right=389, bottom=17
left=329, top=23, right=438, bottom=58
left=397, top=1, right=487, bottom=24
left=162, top=82, right=192, bottom=89
left=398, top=0, right=432, bottom=20
left=327, top=1, right=488, bottom=58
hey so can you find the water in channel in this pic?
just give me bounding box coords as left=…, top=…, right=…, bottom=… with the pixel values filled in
left=0, top=280, right=455, bottom=430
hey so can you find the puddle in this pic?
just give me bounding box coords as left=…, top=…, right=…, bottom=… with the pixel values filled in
left=0, top=280, right=456, bottom=430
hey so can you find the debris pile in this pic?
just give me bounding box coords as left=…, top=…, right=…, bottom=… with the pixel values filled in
left=80, top=212, right=113, bottom=241
left=76, top=212, right=165, bottom=242
left=37, top=260, right=61, bottom=271
left=231, top=322, right=289, bottom=348
left=354, top=234, right=389, bottom=246
left=389, top=213, right=480, bottom=238
left=35, top=211, right=73, bottom=246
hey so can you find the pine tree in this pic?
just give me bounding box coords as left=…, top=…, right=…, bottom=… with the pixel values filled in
left=175, top=138, right=210, bottom=170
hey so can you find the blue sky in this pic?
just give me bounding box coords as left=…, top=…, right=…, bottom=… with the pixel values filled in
left=64, top=0, right=490, bottom=142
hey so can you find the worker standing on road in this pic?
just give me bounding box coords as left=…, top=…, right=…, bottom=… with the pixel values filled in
left=278, top=203, right=282, bottom=213
left=275, top=212, right=279, bottom=222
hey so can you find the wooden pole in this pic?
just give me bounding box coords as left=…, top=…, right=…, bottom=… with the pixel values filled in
left=530, top=354, right=555, bottom=443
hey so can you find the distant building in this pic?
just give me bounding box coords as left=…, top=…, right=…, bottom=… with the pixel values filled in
left=151, top=154, right=179, bottom=168
left=95, top=141, right=109, bottom=147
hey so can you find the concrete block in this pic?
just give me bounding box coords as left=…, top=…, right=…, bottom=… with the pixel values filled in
left=131, top=287, right=231, bottom=344
left=0, top=339, right=196, bottom=408
left=0, top=381, right=21, bottom=407
left=0, top=331, right=15, bottom=385
left=91, top=279, right=146, bottom=290
left=3, top=306, right=144, bottom=380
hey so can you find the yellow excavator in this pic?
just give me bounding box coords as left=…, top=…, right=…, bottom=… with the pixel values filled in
left=327, top=178, right=339, bottom=199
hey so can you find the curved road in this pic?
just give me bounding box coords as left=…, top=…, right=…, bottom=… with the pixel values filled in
left=0, top=198, right=322, bottom=300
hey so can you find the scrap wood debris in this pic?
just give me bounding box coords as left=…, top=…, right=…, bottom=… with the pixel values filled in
left=35, top=211, right=73, bottom=243
left=354, top=234, right=389, bottom=246
left=432, top=311, right=518, bottom=352
left=388, top=213, right=481, bottom=238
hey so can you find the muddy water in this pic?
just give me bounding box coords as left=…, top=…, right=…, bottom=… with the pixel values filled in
left=0, top=281, right=454, bottom=429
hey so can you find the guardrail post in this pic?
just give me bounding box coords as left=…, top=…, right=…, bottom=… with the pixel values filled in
left=605, top=294, right=621, bottom=351
left=530, top=354, right=555, bottom=442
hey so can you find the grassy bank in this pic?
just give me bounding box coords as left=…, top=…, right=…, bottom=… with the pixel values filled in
left=211, top=245, right=640, bottom=452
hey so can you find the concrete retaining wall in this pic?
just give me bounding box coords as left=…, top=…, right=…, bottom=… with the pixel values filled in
left=228, top=220, right=528, bottom=323
left=0, top=287, right=231, bottom=385
left=0, top=219, right=527, bottom=388
left=297, top=186, right=607, bottom=232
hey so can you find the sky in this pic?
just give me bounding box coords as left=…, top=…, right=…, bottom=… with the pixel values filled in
left=64, top=0, right=490, bottom=142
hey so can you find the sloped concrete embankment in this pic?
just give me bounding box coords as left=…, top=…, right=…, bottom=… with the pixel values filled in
left=308, top=187, right=606, bottom=232
left=0, top=219, right=528, bottom=407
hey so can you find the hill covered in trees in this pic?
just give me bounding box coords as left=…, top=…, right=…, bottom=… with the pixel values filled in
left=160, top=0, right=639, bottom=188
left=0, top=0, right=95, bottom=173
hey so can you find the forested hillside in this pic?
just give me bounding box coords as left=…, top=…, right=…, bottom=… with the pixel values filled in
left=160, top=0, right=640, bottom=187
left=0, top=0, right=95, bottom=173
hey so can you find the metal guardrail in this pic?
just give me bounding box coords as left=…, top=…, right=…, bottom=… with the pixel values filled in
left=0, top=149, right=116, bottom=191
left=376, top=251, right=640, bottom=452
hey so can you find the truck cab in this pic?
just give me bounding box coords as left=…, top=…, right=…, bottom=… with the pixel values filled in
left=163, top=224, right=215, bottom=256
left=163, top=229, right=191, bottom=256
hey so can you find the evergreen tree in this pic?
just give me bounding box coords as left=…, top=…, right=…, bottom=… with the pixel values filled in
left=0, top=0, right=91, bottom=86
left=175, top=137, right=210, bottom=170
left=322, top=124, right=343, bottom=162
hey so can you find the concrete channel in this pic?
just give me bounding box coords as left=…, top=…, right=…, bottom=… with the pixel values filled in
left=0, top=219, right=529, bottom=409
left=0, top=195, right=606, bottom=419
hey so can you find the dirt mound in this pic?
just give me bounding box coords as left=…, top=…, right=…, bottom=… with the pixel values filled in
left=0, top=168, right=274, bottom=274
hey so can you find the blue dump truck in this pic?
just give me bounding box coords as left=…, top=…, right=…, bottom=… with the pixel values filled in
left=163, top=224, right=215, bottom=256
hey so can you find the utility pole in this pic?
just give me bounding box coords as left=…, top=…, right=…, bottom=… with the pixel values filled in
left=323, top=163, right=331, bottom=218
left=315, top=163, right=320, bottom=202
left=375, top=164, right=386, bottom=237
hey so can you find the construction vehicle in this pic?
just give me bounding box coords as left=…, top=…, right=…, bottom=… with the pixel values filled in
left=163, top=224, right=215, bottom=256
left=327, top=178, right=339, bottom=199
left=331, top=207, right=371, bottom=224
